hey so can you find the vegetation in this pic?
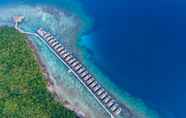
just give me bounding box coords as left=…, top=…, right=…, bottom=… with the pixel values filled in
left=0, top=27, right=76, bottom=118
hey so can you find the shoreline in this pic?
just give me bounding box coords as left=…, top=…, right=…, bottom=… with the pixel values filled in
left=0, top=4, right=159, bottom=117
left=0, top=5, right=120, bottom=118
left=13, top=13, right=116, bottom=118
left=25, top=35, right=87, bottom=118
left=0, top=26, right=77, bottom=118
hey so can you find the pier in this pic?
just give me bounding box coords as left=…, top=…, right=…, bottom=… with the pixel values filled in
left=14, top=16, right=132, bottom=118
left=36, top=28, right=123, bottom=117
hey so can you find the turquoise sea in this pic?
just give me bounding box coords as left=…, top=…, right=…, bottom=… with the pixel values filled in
left=0, top=0, right=185, bottom=118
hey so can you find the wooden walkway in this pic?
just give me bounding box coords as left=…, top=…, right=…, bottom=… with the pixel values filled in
left=36, top=28, right=123, bottom=118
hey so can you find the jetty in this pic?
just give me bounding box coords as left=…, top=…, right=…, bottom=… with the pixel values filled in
left=36, top=28, right=124, bottom=117
left=14, top=16, right=132, bottom=118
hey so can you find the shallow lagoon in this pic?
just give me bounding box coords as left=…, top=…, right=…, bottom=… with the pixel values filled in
left=0, top=3, right=159, bottom=118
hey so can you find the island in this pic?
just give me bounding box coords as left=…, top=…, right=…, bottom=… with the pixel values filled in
left=0, top=4, right=160, bottom=118
left=13, top=15, right=131, bottom=118
left=0, top=27, right=76, bottom=118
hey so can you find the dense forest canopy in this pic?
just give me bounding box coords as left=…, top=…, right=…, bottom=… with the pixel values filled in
left=0, top=27, right=75, bottom=118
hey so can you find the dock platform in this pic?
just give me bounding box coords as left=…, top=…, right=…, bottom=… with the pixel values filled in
left=36, top=28, right=131, bottom=118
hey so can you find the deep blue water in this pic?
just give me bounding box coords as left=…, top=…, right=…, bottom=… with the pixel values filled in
left=0, top=0, right=186, bottom=117
left=80, top=0, right=186, bottom=118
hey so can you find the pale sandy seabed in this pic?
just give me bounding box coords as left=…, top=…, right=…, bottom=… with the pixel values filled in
left=0, top=5, right=160, bottom=118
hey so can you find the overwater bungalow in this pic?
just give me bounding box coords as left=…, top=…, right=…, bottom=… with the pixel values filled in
left=83, top=74, right=92, bottom=81
left=103, top=96, right=111, bottom=104
left=71, top=61, right=80, bottom=67
left=74, top=64, right=82, bottom=71
left=47, top=37, right=54, bottom=42
left=46, top=36, right=54, bottom=41
left=80, top=70, right=89, bottom=78
left=93, top=84, right=101, bottom=92
left=97, top=88, right=105, bottom=96
left=107, top=100, right=115, bottom=108
left=100, top=92, right=107, bottom=100
left=110, top=104, right=119, bottom=112
left=53, top=42, right=60, bottom=48
left=48, top=38, right=56, bottom=44
left=43, top=33, right=51, bottom=38
left=51, top=41, right=59, bottom=47
left=62, top=52, right=70, bottom=58
left=65, top=55, right=73, bottom=62
left=89, top=81, right=97, bottom=88
left=60, top=50, right=67, bottom=55
left=57, top=46, right=64, bottom=52
left=54, top=43, right=62, bottom=50
left=67, top=58, right=76, bottom=65
left=113, top=107, right=122, bottom=116
left=76, top=67, right=85, bottom=74
left=86, top=78, right=95, bottom=85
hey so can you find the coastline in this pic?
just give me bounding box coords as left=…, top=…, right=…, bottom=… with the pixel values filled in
left=0, top=4, right=160, bottom=118
left=24, top=31, right=110, bottom=118
left=3, top=5, right=111, bottom=118
left=0, top=5, right=113, bottom=118
left=26, top=36, right=87, bottom=118
left=0, top=26, right=76, bottom=118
